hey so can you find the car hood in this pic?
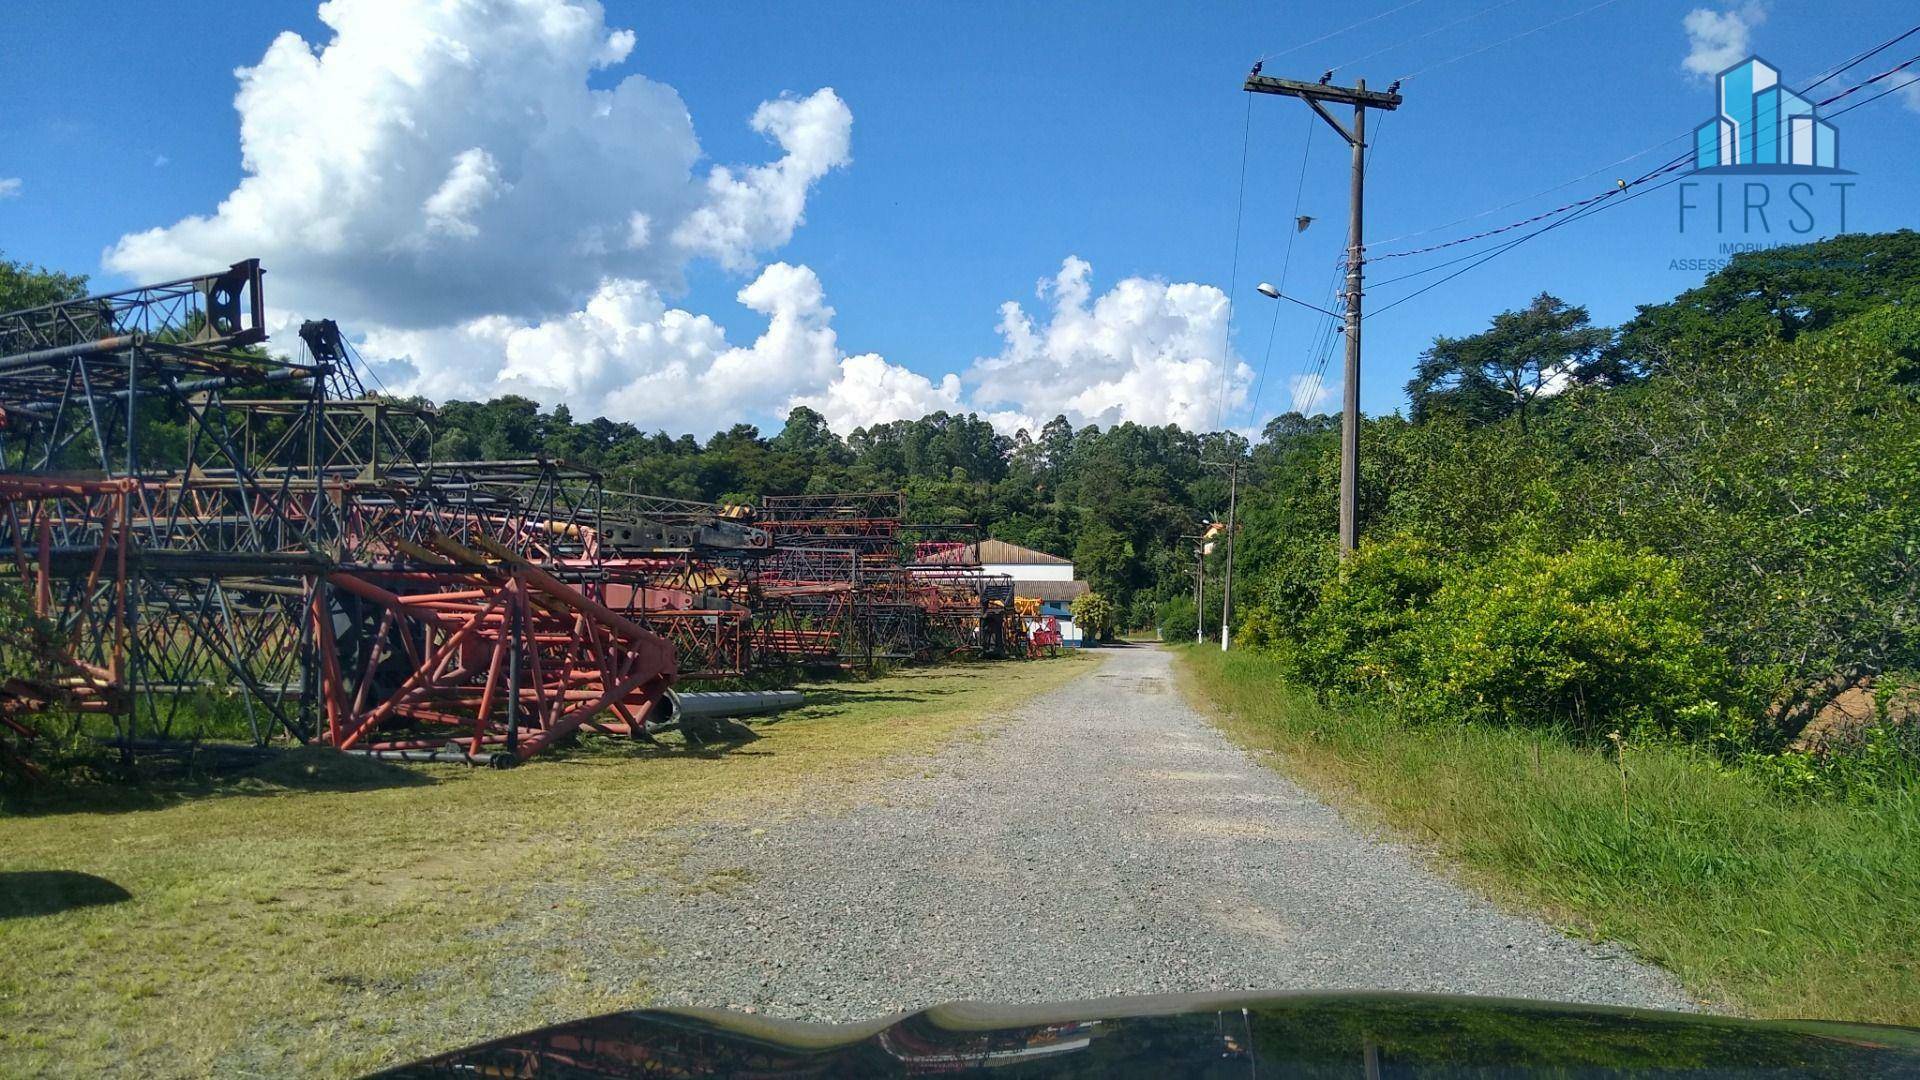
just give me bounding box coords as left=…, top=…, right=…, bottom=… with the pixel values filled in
left=372, top=990, right=1920, bottom=1077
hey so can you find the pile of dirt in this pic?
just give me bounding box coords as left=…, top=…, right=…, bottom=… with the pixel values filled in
left=1786, top=674, right=1919, bottom=752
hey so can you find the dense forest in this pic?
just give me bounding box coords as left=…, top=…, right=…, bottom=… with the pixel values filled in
left=5, top=231, right=1916, bottom=790
left=431, top=397, right=1251, bottom=630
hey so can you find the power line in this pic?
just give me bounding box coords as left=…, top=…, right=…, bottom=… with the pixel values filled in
left=1367, top=131, right=1694, bottom=250
left=1815, top=50, right=1920, bottom=113
left=1818, top=58, right=1920, bottom=122
left=1364, top=23, right=1920, bottom=261
left=1364, top=190, right=1634, bottom=321
left=1264, top=113, right=1386, bottom=424
left=1246, top=113, right=1318, bottom=428
left=1395, top=0, right=1629, bottom=83
left=1803, top=23, right=1920, bottom=93
left=1364, top=153, right=1715, bottom=320
left=1328, top=0, right=1527, bottom=74
left=1364, top=44, right=1916, bottom=270
left=1373, top=151, right=1693, bottom=264
left=1212, top=92, right=1255, bottom=432
left=1289, top=259, right=1346, bottom=414
left=1256, top=0, right=1436, bottom=64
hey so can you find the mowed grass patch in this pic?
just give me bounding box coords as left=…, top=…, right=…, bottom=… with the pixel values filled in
left=0, top=653, right=1093, bottom=1078
left=1172, top=645, right=1920, bottom=1026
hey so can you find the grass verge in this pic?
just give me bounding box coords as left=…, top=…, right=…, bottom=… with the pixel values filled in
left=0, top=654, right=1092, bottom=1078
left=1171, top=645, right=1919, bottom=1026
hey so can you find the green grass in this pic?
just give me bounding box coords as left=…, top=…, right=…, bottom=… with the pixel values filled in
left=1172, top=645, right=1920, bottom=1026
left=0, top=654, right=1092, bottom=1078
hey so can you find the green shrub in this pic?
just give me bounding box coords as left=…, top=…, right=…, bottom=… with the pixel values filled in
left=1155, top=595, right=1197, bottom=642
left=1746, top=723, right=1920, bottom=804
left=1241, top=534, right=1338, bottom=645
left=1282, top=536, right=1444, bottom=698
left=1070, top=590, right=1115, bottom=641
left=0, top=581, right=95, bottom=780
left=1126, top=593, right=1156, bottom=633
left=1403, top=541, right=1743, bottom=740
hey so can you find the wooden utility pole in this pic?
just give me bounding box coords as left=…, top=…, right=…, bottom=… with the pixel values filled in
left=1244, top=70, right=1402, bottom=556
left=1195, top=541, right=1206, bottom=644
left=1180, top=533, right=1206, bottom=643
left=1220, top=460, right=1238, bottom=650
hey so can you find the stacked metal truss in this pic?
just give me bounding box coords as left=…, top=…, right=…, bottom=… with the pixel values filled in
left=747, top=495, right=1022, bottom=669
left=0, top=262, right=1031, bottom=774
left=0, top=263, right=686, bottom=768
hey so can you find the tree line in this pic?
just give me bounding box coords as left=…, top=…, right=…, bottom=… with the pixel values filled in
left=1219, top=230, right=1920, bottom=798
left=5, top=231, right=1916, bottom=792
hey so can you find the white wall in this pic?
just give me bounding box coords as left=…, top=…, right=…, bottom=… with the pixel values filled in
left=1024, top=615, right=1082, bottom=645
left=987, top=562, right=1073, bottom=582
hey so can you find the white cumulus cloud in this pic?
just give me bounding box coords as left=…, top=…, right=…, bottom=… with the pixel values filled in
left=102, top=0, right=850, bottom=332
left=1683, top=2, right=1766, bottom=81
left=672, top=90, right=854, bottom=271
left=1289, top=371, right=1334, bottom=415
left=1892, top=70, right=1920, bottom=115
left=420, top=148, right=502, bottom=240
left=0, top=178, right=20, bottom=199
left=365, top=262, right=849, bottom=429
left=967, top=257, right=1250, bottom=432
left=97, top=2, right=1248, bottom=439
left=792, top=354, right=966, bottom=432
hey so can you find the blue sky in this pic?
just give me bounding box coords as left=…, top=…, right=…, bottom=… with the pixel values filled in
left=1, top=1, right=1916, bottom=435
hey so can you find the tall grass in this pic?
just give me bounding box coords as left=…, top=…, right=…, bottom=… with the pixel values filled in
left=1175, top=646, right=1920, bottom=1026
left=0, top=655, right=1091, bottom=1078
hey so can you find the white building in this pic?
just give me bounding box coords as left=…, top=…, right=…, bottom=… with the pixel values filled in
left=933, top=540, right=1089, bottom=646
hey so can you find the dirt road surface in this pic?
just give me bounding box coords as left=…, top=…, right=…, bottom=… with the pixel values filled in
left=630, top=646, right=1694, bottom=1018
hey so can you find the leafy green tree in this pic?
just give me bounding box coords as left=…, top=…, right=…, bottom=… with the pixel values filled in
left=0, top=253, right=87, bottom=313
left=1071, top=523, right=1132, bottom=597
left=1609, top=230, right=1920, bottom=373
left=1407, top=293, right=1612, bottom=429
left=1403, top=542, right=1739, bottom=740
left=1156, top=594, right=1198, bottom=641
left=1070, top=591, right=1116, bottom=642
left=1557, top=327, right=1920, bottom=709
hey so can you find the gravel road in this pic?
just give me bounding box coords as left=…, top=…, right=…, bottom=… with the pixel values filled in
left=633, top=645, right=1696, bottom=1019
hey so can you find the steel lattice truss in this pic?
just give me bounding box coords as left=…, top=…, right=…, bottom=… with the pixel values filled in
left=0, top=262, right=1027, bottom=774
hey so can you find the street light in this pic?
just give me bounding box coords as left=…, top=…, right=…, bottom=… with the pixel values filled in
left=1255, top=280, right=1342, bottom=318
left=1254, top=277, right=1357, bottom=556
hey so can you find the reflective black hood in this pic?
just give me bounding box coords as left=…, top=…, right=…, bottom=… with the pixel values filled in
left=373, top=991, right=1920, bottom=1077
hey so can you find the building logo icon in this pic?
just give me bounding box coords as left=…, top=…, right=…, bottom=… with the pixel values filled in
left=1693, top=56, right=1841, bottom=172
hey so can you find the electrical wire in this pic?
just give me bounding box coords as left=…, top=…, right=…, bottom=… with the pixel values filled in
left=1212, top=92, right=1255, bottom=432
left=1262, top=113, right=1385, bottom=423
left=1291, top=259, right=1347, bottom=414
left=1248, top=22, right=1920, bottom=410
left=1328, top=0, right=1527, bottom=74
left=1394, top=0, right=1629, bottom=83
left=1363, top=23, right=1920, bottom=262
left=1373, top=151, right=1693, bottom=264
left=1802, top=23, right=1920, bottom=93
left=1364, top=160, right=1692, bottom=321
left=1357, top=44, right=1920, bottom=317
left=1361, top=65, right=1916, bottom=324
left=1815, top=51, right=1920, bottom=114
left=1256, top=0, right=1436, bottom=64
left=1246, top=113, right=1319, bottom=428
left=1365, top=45, right=1916, bottom=269
left=1366, top=130, right=1695, bottom=249
left=1819, top=64, right=1920, bottom=123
